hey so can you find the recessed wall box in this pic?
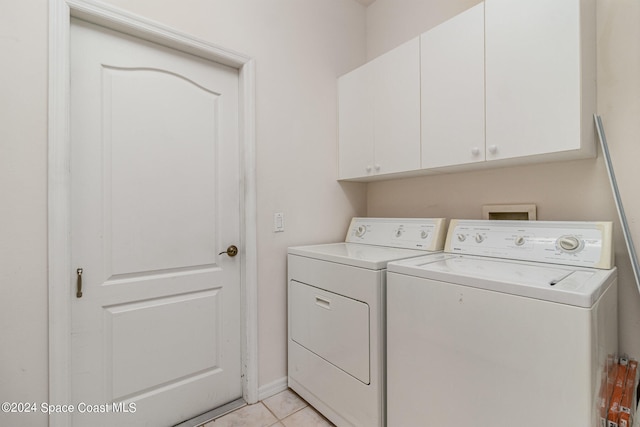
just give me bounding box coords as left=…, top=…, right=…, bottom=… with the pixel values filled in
left=482, top=204, right=537, bottom=220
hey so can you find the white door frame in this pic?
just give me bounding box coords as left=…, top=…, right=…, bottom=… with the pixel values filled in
left=48, top=1, right=258, bottom=425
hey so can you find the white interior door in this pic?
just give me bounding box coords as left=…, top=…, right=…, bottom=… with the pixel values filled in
left=70, top=18, right=241, bottom=427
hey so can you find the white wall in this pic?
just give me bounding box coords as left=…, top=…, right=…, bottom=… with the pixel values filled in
left=366, top=0, right=481, bottom=59
left=366, top=0, right=640, bottom=358
left=0, top=1, right=366, bottom=426
left=0, top=1, right=49, bottom=426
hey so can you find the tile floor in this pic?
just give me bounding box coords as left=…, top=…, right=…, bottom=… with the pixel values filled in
left=201, top=389, right=334, bottom=427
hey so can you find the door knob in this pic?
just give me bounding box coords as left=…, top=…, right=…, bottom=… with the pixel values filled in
left=219, top=245, right=238, bottom=257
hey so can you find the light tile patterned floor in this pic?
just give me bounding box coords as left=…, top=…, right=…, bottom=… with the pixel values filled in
left=201, top=389, right=334, bottom=427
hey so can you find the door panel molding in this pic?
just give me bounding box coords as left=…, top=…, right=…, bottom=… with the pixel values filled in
left=48, top=1, right=258, bottom=426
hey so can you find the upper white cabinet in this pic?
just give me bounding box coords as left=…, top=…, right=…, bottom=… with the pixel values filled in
left=485, top=0, right=596, bottom=162
left=337, top=0, right=596, bottom=181
left=338, top=64, right=373, bottom=180
left=421, top=3, right=485, bottom=169
left=338, top=38, right=421, bottom=180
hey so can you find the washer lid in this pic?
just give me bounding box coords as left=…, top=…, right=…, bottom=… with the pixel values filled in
left=288, top=242, right=429, bottom=270
left=388, top=254, right=617, bottom=307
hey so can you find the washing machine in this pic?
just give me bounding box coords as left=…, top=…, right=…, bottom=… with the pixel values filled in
left=386, top=219, right=618, bottom=427
left=287, top=217, right=447, bottom=426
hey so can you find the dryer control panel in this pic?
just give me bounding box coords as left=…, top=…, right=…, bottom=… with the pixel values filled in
left=346, top=218, right=447, bottom=251
left=445, top=219, right=614, bottom=269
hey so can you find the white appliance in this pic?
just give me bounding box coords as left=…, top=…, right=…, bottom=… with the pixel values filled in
left=288, top=217, right=447, bottom=426
left=387, top=219, right=618, bottom=427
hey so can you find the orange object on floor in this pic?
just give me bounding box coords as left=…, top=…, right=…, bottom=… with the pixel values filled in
left=607, top=358, right=629, bottom=427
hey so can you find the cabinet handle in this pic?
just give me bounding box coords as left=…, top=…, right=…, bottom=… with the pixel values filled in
left=374, top=164, right=381, bottom=171
left=488, top=145, right=498, bottom=154
left=471, top=147, right=480, bottom=156
left=366, top=165, right=372, bottom=172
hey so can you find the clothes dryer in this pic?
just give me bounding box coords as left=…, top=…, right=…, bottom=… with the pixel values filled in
left=387, top=219, right=618, bottom=427
left=288, top=217, right=447, bottom=426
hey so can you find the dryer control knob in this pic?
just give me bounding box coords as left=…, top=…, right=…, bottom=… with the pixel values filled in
left=457, top=234, right=466, bottom=242
left=514, top=236, right=526, bottom=246
left=420, top=230, right=429, bottom=239
left=355, top=225, right=367, bottom=237
left=475, top=234, right=485, bottom=243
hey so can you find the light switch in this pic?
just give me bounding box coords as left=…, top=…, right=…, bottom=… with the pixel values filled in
left=274, top=212, right=285, bottom=232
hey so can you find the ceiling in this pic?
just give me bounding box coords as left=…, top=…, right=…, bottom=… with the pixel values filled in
left=353, top=0, right=376, bottom=6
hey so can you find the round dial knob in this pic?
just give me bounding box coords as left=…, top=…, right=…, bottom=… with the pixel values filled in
left=514, top=236, right=526, bottom=246
left=355, top=225, right=366, bottom=237
left=557, top=235, right=581, bottom=252
left=420, top=230, right=429, bottom=239
left=475, top=234, right=485, bottom=243
left=395, top=229, right=403, bottom=238
left=457, top=234, right=466, bottom=242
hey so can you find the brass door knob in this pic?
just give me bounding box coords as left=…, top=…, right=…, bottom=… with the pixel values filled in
left=219, top=245, right=238, bottom=257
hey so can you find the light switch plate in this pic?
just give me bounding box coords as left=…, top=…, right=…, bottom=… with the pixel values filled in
left=274, top=212, right=285, bottom=232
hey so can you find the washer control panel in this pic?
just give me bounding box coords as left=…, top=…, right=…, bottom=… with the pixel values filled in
left=445, top=220, right=614, bottom=269
left=346, top=218, right=447, bottom=251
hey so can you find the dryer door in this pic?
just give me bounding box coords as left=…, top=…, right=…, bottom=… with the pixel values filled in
left=289, top=280, right=370, bottom=384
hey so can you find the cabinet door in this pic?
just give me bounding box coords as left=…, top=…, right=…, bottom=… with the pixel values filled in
left=372, top=38, right=421, bottom=176
left=338, top=64, right=374, bottom=180
left=421, top=3, right=485, bottom=169
left=485, top=0, right=595, bottom=161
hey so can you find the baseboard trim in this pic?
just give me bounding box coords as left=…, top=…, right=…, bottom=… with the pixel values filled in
left=258, top=376, right=288, bottom=401
left=174, top=398, right=246, bottom=427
